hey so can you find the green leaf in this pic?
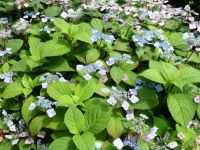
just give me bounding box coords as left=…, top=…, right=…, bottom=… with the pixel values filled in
left=84, top=105, right=111, bottom=134
left=44, top=57, right=74, bottom=72
left=73, top=132, right=95, bottom=150
left=47, top=82, right=73, bottom=101
left=86, top=49, right=100, bottom=63
left=110, top=66, right=124, bottom=84
left=64, top=106, right=85, bottom=134
left=75, top=79, right=96, bottom=102
left=19, top=139, right=36, bottom=150
left=106, top=117, right=124, bottom=138
left=54, top=18, right=70, bottom=34
left=29, top=116, right=46, bottom=136
left=91, top=18, right=103, bottom=31
left=0, top=141, right=11, bottom=150
left=122, top=70, right=137, bottom=86
left=22, top=74, right=33, bottom=88
left=133, top=88, right=159, bottom=110
left=2, top=81, right=23, bottom=99
left=140, top=69, right=166, bottom=84
left=57, top=95, right=74, bottom=107
left=45, top=6, right=61, bottom=17
left=164, top=20, right=179, bottom=30
left=21, top=96, right=39, bottom=125
left=167, top=94, right=195, bottom=127
left=113, top=39, right=132, bottom=52
left=44, top=108, right=67, bottom=130
left=153, top=117, right=168, bottom=136
left=49, top=137, right=76, bottom=150
left=6, top=39, right=23, bottom=53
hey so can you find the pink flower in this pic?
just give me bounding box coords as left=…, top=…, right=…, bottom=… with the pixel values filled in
left=19, top=132, right=28, bottom=137
left=122, top=74, right=129, bottom=81
left=25, top=138, right=34, bottom=145
left=99, top=76, right=108, bottom=83
left=122, top=101, right=129, bottom=111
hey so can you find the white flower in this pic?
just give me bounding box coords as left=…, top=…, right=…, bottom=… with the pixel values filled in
left=129, top=95, right=139, bottom=103
left=101, top=88, right=110, bottom=94
left=95, top=142, right=102, bottom=149
left=76, top=65, right=84, bottom=71
left=42, top=82, right=48, bottom=88
left=29, top=103, right=36, bottom=110
left=59, top=77, right=67, bottom=82
left=37, top=131, right=46, bottom=138
left=47, top=108, right=56, bottom=118
left=167, top=142, right=178, bottom=149
left=113, top=138, right=124, bottom=150
left=83, top=74, right=92, bottom=80
left=122, top=101, right=129, bottom=111
left=61, top=11, right=68, bottom=19
left=2, top=110, right=7, bottom=116
left=107, top=97, right=117, bottom=106
left=140, top=114, right=148, bottom=120
left=126, top=113, right=134, bottom=121
left=5, top=135, right=13, bottom=139
left=145, top=126, right=158, bottom=141
left=177, top=132, right=185, bottom=140
left=12, top=139, right=19, bottom=145
left=9, top=125, right=16, bottom=132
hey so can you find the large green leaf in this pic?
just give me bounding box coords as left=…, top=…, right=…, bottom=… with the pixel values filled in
left=110, top=66, right=124, bottom=84
left=106, top=116, right=124, bottom=138
left=49, top=137, right=76, bottom=150
left=167, top=94, right=195, bottom=127
left=133, top=88, right=159, bottom=110
left=73, top=132, right=95, bottom=150
left=29, top=116, right=46, bottom=136
left=21, top=96, right=39, bottom=125
left=64, top=106, right=85, bottom=134
left=54, top=18, right=70, bottom=34
left=5, top=39, right=23, bottom=53
left=84, top=105, right=111, bottom=134
left=2, top=81, right=23, bottom=99
left=47, top=82, right=73, bottom=101
left=75, top=79, right=96, bottom=102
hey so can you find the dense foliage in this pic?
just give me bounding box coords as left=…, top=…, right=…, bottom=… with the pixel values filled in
left=0, top=0, right=200, bottom=150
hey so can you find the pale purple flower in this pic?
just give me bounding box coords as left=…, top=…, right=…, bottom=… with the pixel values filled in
left=83, top=74, right=92, bottom=80
left=95, top=61, right=103, bottom=67
left=101, top=88, right=110, bottom=94
left=126, top=113, right=134, bottom=121
left=19, top=132, right=28, bottom=138
left=106, top=58, right=115, bottom=66
left=155, top=84, right=163, bottom=92
left=129, top=89, right=137, bottom=95
left=29, top=103, right=36, bottom=110
left=107, top=97, right=117, bottom=106
left=5, top=135, right=13, bottom=139
left=122, top=101, right=129, bottom=111
left=113, top=138, right=124, bottom=150
left=98, top=69, right=107, bottom=75
left=47, top=108, right=56, bottom=118
left=177, top=132, right=185, bottom=140
left=76, top=65, right=84, bottom=71
left=12, top=139, right=19, bottom=145
left=194, top=96, right=200, bottom=103
left=9, top=125, right=16, bottom=132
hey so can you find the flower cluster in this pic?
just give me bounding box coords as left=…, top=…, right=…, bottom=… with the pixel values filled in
left=76, top=61, right=107, bottom=81
left=39, top=73, right=67, bottom=88
left=102, top=86, right=139, bottom=111
left=106, top=54, right=134, bottom=66
left=91, top=30, right=115, bottom=45
left=0, top=72, right=14, bottom=83
left=0, top=48, right=12, bottom=57
left=29, top=96, right=57, bottom=118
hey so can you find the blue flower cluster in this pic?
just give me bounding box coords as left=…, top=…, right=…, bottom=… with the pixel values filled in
left=136, top=78, right=164, bottom=92
left=123, top=135, right=140, bottom=150
left=91, top=29, right=115, bottom=45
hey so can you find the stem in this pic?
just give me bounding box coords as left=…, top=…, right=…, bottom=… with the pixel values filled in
left=186, top=50, right=194, bottom=63
left=157, top=85, right=172, bottom=115
left=125, top=26, right=130, bottom=37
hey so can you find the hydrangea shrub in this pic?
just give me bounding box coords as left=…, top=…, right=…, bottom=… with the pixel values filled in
left=0, top=0, right=200, bottom=149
